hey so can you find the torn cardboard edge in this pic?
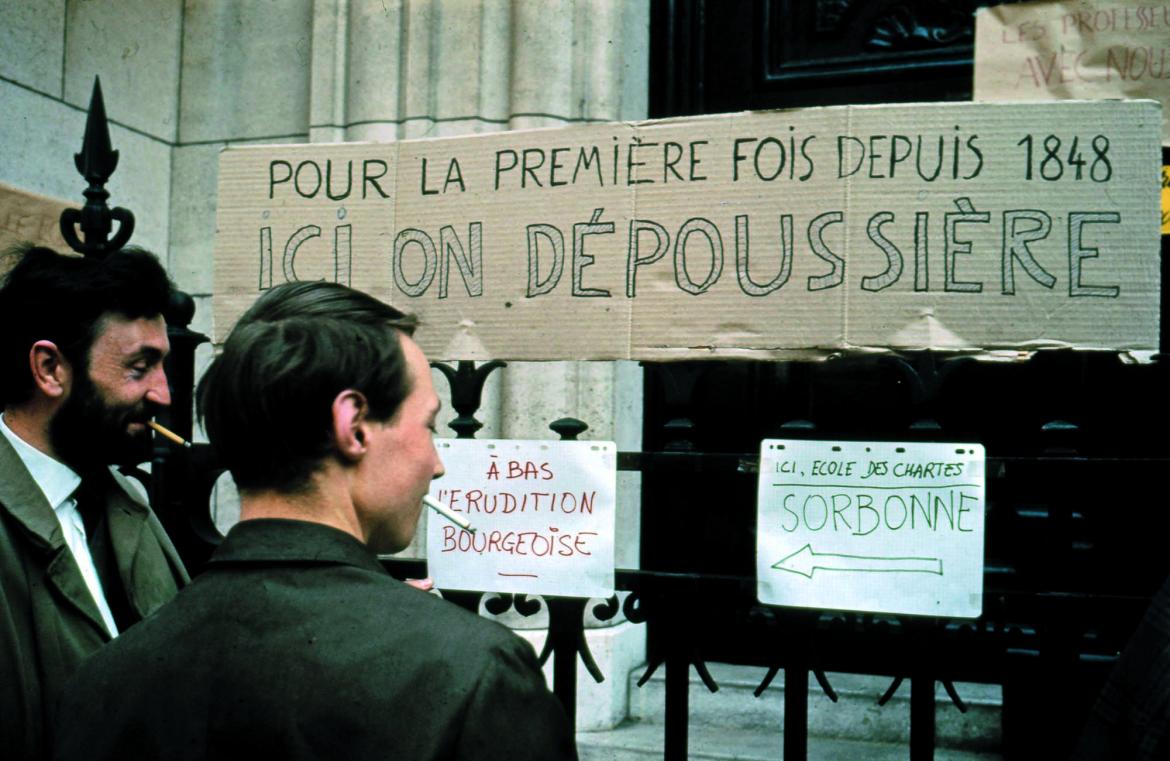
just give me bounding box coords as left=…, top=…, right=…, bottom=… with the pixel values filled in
left=0, top=181, right=72, bottom=256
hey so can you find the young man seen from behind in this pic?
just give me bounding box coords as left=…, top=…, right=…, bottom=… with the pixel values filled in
left=53, top=280, right=577, bottom=761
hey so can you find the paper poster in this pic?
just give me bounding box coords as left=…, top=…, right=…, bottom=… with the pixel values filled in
left=757, top=439, right=986, bottom=618
left=426, top=439, right=616, bottom=598
left=976, top=1, right=1170, bottom=143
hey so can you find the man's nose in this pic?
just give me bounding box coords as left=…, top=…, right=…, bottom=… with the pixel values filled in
left=433, top=455, right=445, bottom=480
left=146, top=367, right=172, bottom=407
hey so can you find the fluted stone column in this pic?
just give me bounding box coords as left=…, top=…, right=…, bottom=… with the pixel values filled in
left=294, top=0, right=648, bottom=571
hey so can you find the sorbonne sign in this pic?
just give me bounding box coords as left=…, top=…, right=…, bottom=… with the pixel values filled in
left=214, top=100, right=1161, bottom=361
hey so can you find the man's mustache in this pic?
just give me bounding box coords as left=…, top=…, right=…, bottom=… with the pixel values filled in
left=121, top=402, right=165, bottom=428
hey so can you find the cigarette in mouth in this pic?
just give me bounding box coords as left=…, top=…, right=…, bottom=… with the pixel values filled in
left=423, top=494, right=475, bottom=534
left=147, top=421, right=192, bottom=448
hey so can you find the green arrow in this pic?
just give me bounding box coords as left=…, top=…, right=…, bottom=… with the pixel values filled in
left=772, top=544, right=943, bottom=578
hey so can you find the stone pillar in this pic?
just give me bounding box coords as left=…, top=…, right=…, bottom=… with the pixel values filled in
left=173, top=0, right=316, bottom=447
left=292, top=0, right=648, bottom=573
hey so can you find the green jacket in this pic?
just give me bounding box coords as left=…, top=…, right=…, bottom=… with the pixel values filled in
left=0, top=433, right=188, bottom=761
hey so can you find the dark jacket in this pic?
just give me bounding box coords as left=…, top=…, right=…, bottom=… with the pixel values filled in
left=0, top=433, right=188, bottom=761
left=52, top=518, right=577, bottom=761
left=1073, top=574, right=1170, bottom=760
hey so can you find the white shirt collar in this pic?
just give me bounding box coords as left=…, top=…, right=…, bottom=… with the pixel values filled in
left=0, top=412, right=119, bottom=636
left=0, top=413, right=82, bottom=510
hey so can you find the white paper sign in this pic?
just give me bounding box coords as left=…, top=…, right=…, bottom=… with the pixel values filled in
left=426, top=439, right=616, bottom=597
left=756, top=439, right=985, bottom=618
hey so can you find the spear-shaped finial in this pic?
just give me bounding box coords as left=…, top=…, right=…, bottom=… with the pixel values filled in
left=59, top=76, right=135, bottom=259
left=75, top=76, right=118, bottom=181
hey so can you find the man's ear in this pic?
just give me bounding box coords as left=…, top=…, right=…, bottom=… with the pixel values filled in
left=29, top=341, right=71, bottom=399
left=332, top=389, right=370, bottom=462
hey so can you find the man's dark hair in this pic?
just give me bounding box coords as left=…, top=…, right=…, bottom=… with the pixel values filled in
left=0, top=244, right=174, bottom=407
left=197, top=281, right=419, bottom=494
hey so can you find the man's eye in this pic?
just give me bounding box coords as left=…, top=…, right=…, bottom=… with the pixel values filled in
left=129, top=364, right=149, bottom=378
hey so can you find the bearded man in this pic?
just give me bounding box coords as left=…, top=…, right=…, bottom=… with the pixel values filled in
left=0, top=244, right=188, bottom=761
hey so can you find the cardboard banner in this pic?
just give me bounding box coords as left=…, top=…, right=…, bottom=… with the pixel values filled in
left=756, top=439, right=986, bottom=618
left=214, top=101, right=1161, bottom=361
left=425, top=439, right=616, bottom=598
left=975, top=1, right=1170, bottom=144
left=0, top=182, right=70, bottom=255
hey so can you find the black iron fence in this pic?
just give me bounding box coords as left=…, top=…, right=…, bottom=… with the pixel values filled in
left=359, top=358, right=1166, bottom=761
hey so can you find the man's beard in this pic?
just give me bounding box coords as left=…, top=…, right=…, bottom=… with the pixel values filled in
left=49, top=372, right=158, bottom=471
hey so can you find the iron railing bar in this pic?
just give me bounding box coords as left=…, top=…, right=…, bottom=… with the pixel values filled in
left=618, top=451, right=1170, bottom=473
left=784, top=664, right=809, bottom=760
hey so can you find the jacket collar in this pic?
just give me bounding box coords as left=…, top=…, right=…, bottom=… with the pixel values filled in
left=0, top=430, right=65, bottom=551
left=0, top=433, right=109, bottom=634
left=209, top=518, right=386, bottom=575
left=105, top=470, right=184, bottom=619
left=0, top=413, right=80, bottom=511
left=0, top=433, right=171, bottom=635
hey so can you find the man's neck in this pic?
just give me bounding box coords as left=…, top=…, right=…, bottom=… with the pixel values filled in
left=238, top=464, right=366, bottom=545
left=1, top=404, right=59, bottom=460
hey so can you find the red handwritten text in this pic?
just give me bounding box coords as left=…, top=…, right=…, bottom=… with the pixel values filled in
left=485, top=456, right=554, bottom=480
left=441, top=526, right=598, bottom=557
left=436, top=488, right=596, bottom=514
